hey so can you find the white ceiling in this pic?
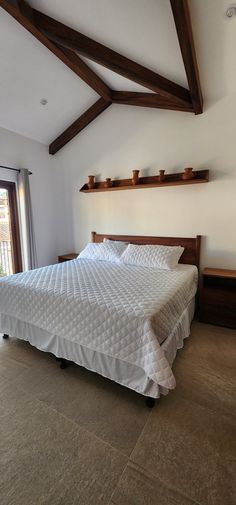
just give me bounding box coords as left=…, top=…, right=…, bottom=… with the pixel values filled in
left=78, top=58, right=157, bottom=94
left=0, top=0, right=189, bottom=144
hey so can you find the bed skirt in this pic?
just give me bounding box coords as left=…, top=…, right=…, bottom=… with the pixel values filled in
left=0, top=297, right=195, bottom=399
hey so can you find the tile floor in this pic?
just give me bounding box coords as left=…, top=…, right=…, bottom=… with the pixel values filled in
left=0, top=321, right=236, bottom=505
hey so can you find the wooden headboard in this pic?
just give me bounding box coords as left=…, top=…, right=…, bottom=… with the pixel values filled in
left=91, top=232, right=201, bottom=269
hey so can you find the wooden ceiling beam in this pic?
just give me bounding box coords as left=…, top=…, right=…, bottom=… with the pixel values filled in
left=0, top=0, right=203, bottom=152
left=111, top=91, right=194, bottom=112
left=32, top=8, right=192, bottom=108
left=5, top=0, right=34, bottom=20
left=170, top=0, right=203, bottom=114
left=54, top=44, right=111, bottom=100
left=49, top=97, right=112, bottom=155
left=0, top=0, right=111, bottom=99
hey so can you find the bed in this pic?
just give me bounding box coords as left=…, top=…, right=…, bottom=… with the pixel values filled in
left=0, top=232, right=201, bottom=406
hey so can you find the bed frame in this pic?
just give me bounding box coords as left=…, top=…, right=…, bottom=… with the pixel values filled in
left=93, top=232, right=201, bottom=407
left=2, top=232, right=201, bottom=408
left=92, top=231, right=201, bottom=269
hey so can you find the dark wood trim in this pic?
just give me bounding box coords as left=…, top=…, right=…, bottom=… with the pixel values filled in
left=196, top=235, right=201, bottom=273
left=1, top=1, right=192, bottom=106
left=0, top=0, right=111, bottom=99
left=6, top=0, right=35, bottom=21
left=0, top=180, right=22, bottom=273
left=111, top=91, right=194, bottom=112
left=54, top=44, right=111, bottom=100
left=49, top=97, right=112, bottom=155
left=17, top=0, right=34, bottom=21
left=202, top=268, right=236, bottom=279
left=170, top=0, right=203, bottom=114
left=33, top=8, right=192, bottom=107
left=58, top=253, right=78, bottom=263
left=0, top=1, right=69, bottom=54
left=92, top=231, right=201, bottom=269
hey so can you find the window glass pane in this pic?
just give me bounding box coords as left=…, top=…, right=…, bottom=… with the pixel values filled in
left=0, top=188, right=13, bottom=276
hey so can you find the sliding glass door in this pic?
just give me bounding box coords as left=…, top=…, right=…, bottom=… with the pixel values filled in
left=0, top=181, right=22, bottom=276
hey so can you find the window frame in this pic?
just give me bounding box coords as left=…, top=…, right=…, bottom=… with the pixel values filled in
left=0, top=180, right=22, bottom=273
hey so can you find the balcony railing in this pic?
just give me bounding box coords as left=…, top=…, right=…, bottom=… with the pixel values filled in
left=0, top=240, right=13, bottom=276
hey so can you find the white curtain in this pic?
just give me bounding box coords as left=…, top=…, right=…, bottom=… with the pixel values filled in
left=17, top=168, right=37, bottom=271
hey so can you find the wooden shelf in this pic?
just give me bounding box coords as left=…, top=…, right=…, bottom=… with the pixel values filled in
left=80, top=169, right=209, bottom=193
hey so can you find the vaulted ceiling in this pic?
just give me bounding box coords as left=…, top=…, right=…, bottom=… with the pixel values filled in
left=0, top=0, right=202, bottom=154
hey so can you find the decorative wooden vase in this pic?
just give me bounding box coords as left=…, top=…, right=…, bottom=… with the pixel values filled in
left=182, top=167, right=195, bottom=180
left=104, top=178, right=112, bottom=188
left=88, top=175, right=95, bottom=189
left=132, top=170, right=140, bottom=185
left=159, top=170, right=165, bottom=182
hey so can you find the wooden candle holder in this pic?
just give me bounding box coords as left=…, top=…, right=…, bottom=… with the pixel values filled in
left=182, top=167, right=195, bottom=180
left=87, top=175, right=95, bottom=189
left=132, top=170, right=140, bottom=185
left=104, top=178, right=112, bottom=188
left=159, top=170, right=165, bottom=182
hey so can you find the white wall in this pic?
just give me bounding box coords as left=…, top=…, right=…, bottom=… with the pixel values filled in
left=1, top=0, right=235, bottom=270
left=51, top=0, right=236, bottom=270
left=0, top=127, right=57, bottom=267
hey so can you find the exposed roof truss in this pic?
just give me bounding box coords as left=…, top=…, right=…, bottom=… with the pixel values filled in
left=0, top=0, right=203, bottom=154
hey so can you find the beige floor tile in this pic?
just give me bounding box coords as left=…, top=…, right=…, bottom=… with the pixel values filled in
left=15, top=359, right=150, bottom=456
left=0, top=337, right=56, bottom=386
left=2, top=343, right=150, bottom=457
left=60, top=365, right=151, bottom=456
left=111, top=461, right=198, bottom=505
left=0, top=353, right=30, bottom=381
left=173, top=322, right=236, bottom=419
left=39, top=443, right=127, bottom=505
left=130, top=393, right=236, bottom=505
left=173, top=359, right=236, bottom=420
left=1, top=324, right=236, bottom=504
left=0, top=377, right=10, bottom=392
left=39, top=486, right=81, bottom=505
left=14, top=358, right=73, bottom=397
left=0, top=382, right=127, bottom=505
left=0, top=336, right=55, bottom=366
left=179, top=322, right=236, bottom=369
left=34, top=364, right=94, bottom=409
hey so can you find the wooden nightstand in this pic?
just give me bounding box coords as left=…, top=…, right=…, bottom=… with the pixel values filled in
left=200, top=268, right=236, bottom=329
left=58, top=253, right=78, bottom=263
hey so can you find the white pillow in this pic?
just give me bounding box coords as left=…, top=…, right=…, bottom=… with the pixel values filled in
left=78, top=241, right=128, bottom=262
left=120, top=243, right=184, bottom=270
left=103, top=238, right=128, bottom=245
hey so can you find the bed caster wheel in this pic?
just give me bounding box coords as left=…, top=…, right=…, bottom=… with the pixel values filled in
left=55, top=357, right=61, bottom=362
left=60, top=359, right=68, bottom=370
left=3, top=334, right=9, bottom=339
left=145, top=397, right=155, bottom=408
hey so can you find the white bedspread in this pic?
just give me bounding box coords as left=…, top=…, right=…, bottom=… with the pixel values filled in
left=0, top=259, right=198, bottom=391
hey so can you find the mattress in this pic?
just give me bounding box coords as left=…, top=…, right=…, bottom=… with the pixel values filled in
left=0, top=259, right=198, bottom=395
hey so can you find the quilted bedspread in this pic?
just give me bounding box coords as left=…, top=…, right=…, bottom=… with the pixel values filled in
left=0, top=259, right=198, bottom=390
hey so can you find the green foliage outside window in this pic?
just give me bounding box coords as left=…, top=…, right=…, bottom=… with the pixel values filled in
left=0, top=263, right=5, bottom=275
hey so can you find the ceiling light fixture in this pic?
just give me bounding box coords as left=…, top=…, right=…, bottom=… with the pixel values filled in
left=40, top=98, right=48, bottom=105
left=226, top=5, right=236, bottom=17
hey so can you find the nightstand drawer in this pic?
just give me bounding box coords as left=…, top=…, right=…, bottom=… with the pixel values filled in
left=200, top=303, right=236, bottom=328
left=203, top=275, right=236, bottom=291
left=201, top=288, right=236, bottom=306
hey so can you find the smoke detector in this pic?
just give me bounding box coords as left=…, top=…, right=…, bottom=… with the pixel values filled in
left=226, top=5, right=236, bottom=17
